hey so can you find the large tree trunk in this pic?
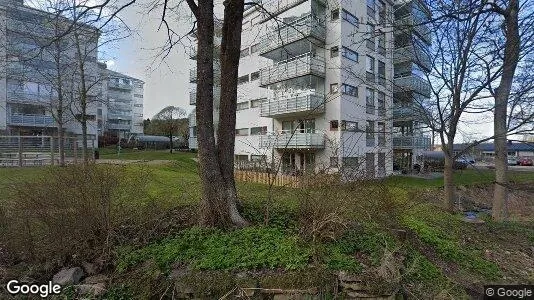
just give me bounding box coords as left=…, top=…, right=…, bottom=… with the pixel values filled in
left=58, top=120, right=65, bottom=166
left=493, top=0, right=520, bottom=221
left=195, top=0, right=247, bottom=228
left=443, top=148, right=455, bottom=211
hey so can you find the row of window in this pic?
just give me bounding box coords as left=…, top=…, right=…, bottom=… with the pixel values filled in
left=235, top=126, right=268, bottom=136
left=240, top=43, right=261, bottom=58
left=238, top=71, right=260, bottom=85
left=236, top=98, right=266, bottom=111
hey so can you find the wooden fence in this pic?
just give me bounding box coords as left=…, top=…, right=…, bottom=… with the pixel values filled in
left=234, top=170, right=301, bottom=188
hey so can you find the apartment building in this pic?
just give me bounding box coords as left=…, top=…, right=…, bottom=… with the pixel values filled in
left=0, top=0, right=99, bottom=143
left=98, top=66, right=145, bottom=138
left=189, top=0, right=432, bottom=177
left=392, top=0, right=432, bottom=170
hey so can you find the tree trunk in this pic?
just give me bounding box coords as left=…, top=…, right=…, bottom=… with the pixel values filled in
left=58, top=121, right=65, bottom=166
left=195, top=0, right=248, bottom=228
left=493, top=1, right=520, bottom=221
left=169, top=133, right=173, bottom=153
left=443, top=152, right=455, bottom=211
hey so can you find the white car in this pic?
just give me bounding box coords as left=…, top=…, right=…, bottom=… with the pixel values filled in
left=507, top=156, right=518, bottom=165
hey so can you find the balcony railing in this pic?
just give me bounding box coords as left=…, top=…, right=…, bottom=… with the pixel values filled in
left=189, top=68, right=197, bottom=83
left=260, top=92, right=325, bottom=117
left=260, top=0, right=325, bottom=21
left=259, top=14, right=326, bottom=55
left=260, top=53, right=325, bottom=86
left=395, top=13, right=431, bottom=44
left=393, top=135, right=431, bottom=149
left=107, top=123, right=131, bottom=130
left=189, top=87, right=221, bottom=105
left=107, top=113, right=132, bottom=120
left=189, top=111, right=196, bottom=126
left=394, top=75, right=431, bottom=98
left=108, top=81, right=133, bottom=90
left=7, top=114, right=56, bottom=127
left=189, top=136, right=198, bottom=149
left=393, top=45, right=431, bottom=71
left=260, top=132, right=325, bottom=149
left=7, top=91, right=50, bottom=103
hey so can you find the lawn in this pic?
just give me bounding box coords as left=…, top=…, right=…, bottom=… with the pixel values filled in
left=0, top=150, right=532, bottom=299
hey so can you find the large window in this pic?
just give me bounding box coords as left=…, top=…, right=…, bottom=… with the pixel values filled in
left=378, top=61, right=386, bottom=86
left=378, top=91, right=386, bottom=116
left=235, top=128, right=249, bottom=136
left=366, top=56, right=375, bottom=73
left=237, top=75, right=249, bottom=85
left=250, top=98, right=265, bottom=108
left=366, top=88, right=375, bottom=114
left=342, top=9, right=359, bottom=26
left=366, top=121, right=375, bottom=147
left=341, top=120, right=359, bottom=132
left=378, top=122, right=386, bottom=146
left=341, top=84, right=358, bottom=97
left=250, top=126, right=267, bottom=135
left=237, top=101, right=249, bottom=111
left=342, top=47, right=358, bottom=62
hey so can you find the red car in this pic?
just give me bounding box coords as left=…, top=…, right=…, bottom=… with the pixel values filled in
left=518, top=157, right=534, bottom=166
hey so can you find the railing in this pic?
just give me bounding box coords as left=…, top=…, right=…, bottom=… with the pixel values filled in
left=395, top=13, right=431, bottom=44
left=260, top=0, right=325, bottom=20
left=393, top=135, right=431, bottom=149
left=108, top=81, right=133, bottom=90
left=189, top=111, right=196, bottom=126
left=107, top=113, right=132, bottom=120
left=189, top=87, right=221, bottom=105
left=260, top=92, right=325, bottom=117
left=7, top=90, right=51, bottom=103
left=393, top=45, right=431, bottom=71
left=260, top=132, right=325, bottom=149
left=106, top=123, right=131, bottom=130
left=394, top=75, right=431, bottom=98
left=260, top=53, right=325, bottom=86
left=189, top=136, right=198, bottom=149
left=259, top=14, right=326, bottom=55
left=7, top=114, right=56, bottom=127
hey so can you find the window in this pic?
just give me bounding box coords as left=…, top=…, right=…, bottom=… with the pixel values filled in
left=235, top=154, right=249, bottom=161
left=330, top=120, right=339, bottom=131
left=378, top=91, right=386, bottom=116
left=367, top=23, right=375, bottom=50
left=251, top=155, right=266, bottom=161
left=97, top=109, right=102, bottom=116
left=378, top=122, right=386, bottom=146
left=343, top=157, right=359, bottom=167
left=342, top=47, right=358, bottom=62
left=250, top=126, right=267, bottom=135
left=238, top=75, right=249, bottom=85
left=366, top=56, right=375, bottom=73
left=341, top=84, right=358, bottom=97
left=378, top=33, right=386, bottom=55
left=134, top=94, right=143, bottom=98
left=250, top=43, right=260, bottom=54
left=330, top=46, right=339, bottom=58
left=330, top=157, right=339, bottom=168
left=330, top=83, right=339, bottom=94
left=240, top=48, right=249, bottom=58
left=378, top=0, right=387, bottom=24
left=366, top=121, right=375, bottom=147
left=235, top=128, right=249, bottom=136
left=134, top=104, right=143, bottom=107
left=237, top=101, right=249, bottom=111
left=366, top=88, right=375, bottom=114
left=251, top=98, right=265, bottom=108
left=331, top=9, right=340, bottom=20
left=341, top=120, right=358, bottom=132
left=378, top=61, right=386, bottom=86
left=342, top=9, right=359, bottom=26
left=250, top=71, right=260, bottom=81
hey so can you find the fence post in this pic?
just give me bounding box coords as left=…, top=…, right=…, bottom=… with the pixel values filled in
left=18, top=136, right=23, bottom=167
left=73, top=139, right=78, bottom=164
left=50, top=136, right=55, bottom=166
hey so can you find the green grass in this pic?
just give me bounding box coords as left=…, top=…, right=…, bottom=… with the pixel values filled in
left=99, top=147, right=197, bottom=161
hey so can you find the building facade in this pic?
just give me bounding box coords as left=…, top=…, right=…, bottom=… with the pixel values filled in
left=98, top=67, right=145, bottom=138
left=0, top=0, right=99, bottom=144
left=189, top=0, right=431, bottom=177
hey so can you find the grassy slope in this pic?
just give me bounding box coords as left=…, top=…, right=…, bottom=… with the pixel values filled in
left=1, top=151, right=533, bottom=298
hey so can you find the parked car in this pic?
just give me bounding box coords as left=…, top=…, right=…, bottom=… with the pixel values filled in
left=518, top=157, right=533, bottom=166
left=507, top=156, right=518, bottom=165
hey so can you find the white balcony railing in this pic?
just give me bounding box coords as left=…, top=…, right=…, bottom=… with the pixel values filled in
left=393, top=45, right=431, bottom=71
left=393, top=135, right=431, bottom=149
left=189, top=136, right=198, bottom=149
left=395, top=13, right=431, bottom=44
left=108, top=81, right=133, bottom=90
left=107, top=123, right=131, bottom=130
left=107, top=113, right=132, bottom=120
left=189, top=87, right=221, bottom=105
left=7, top=114, right=56, bottom=127
left=7, top=90, right=51, bottom=103
left=260, top=0, right=324, bottom=20
left=259, top=14, right=326, bottom=55
left=394, top=75, right=431, bottom=98
left=260, top=92, right=325, bottom=117
left=260, top=53, right=325, bottom=86
left=260, top=132, right=325, bottom=149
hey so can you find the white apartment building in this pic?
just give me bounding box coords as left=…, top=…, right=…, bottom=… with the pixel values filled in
left=98, top=66, right=145, bottom=138
left=189, top=0, right=431, bottom=177
left=0, top=0, right=99, bottom=144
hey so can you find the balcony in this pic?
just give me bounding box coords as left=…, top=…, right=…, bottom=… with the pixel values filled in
left=107, top=113, right=132, bottom=120
left=189, top=136, right=198, bottom=149
left=394, top=74, right=431, bottom=98
left=395, top=13, right=431, bottom=44
left=394, top=45, right=431, bottom=71
left=189, top=111, right=196, bottom=126
left=260, top=0, right=325, bottom=21
left=7, top=91, right=50, bottom=104
left=259, top=14, right=326, bottom=58
left=108, top=81, right=133, bottom=90
left=7, top=114, right=56, bottom=127
left=107, top=123, right=131, bottom=130
left=393, top=135, right=431, bottom=149
left=260, top=132, right=325, bottom=149
left=189, top=87, right=221, bottom=105
left=260, top=92, right=325, bottom=118
left=260, top=53, right=325, bottom=86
